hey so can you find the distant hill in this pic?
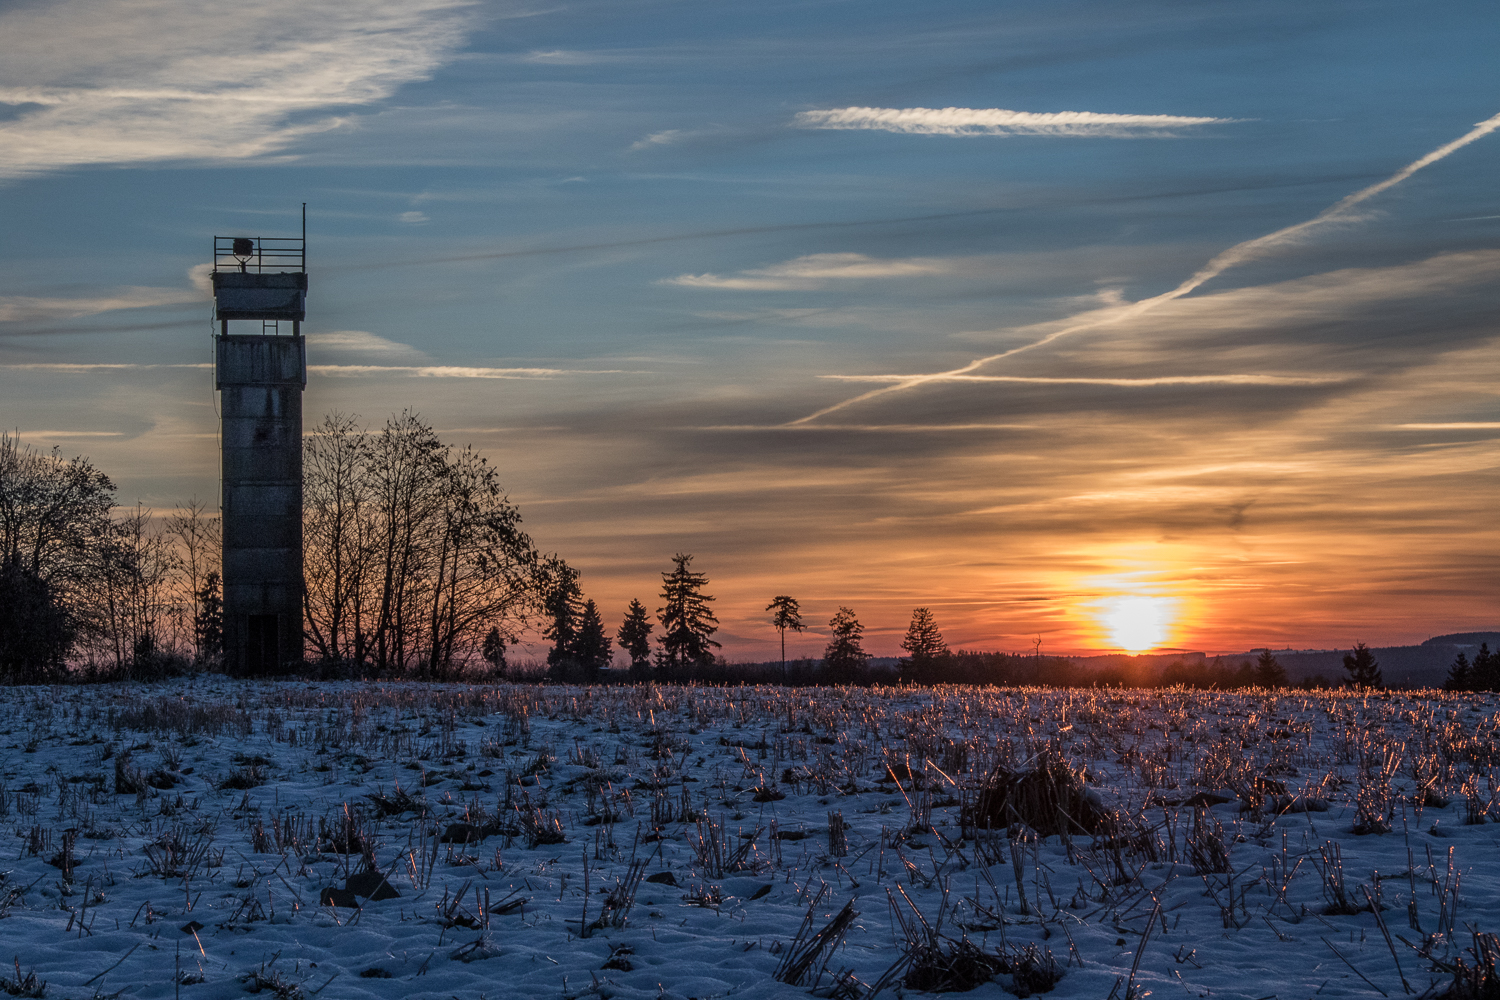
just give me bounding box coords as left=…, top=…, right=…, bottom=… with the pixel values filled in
left=1236, top=631, right=1495, bottom=688
left=1063, top=631, right=1496, bottom=689
left=1422, top=632, right=1500, bottom=648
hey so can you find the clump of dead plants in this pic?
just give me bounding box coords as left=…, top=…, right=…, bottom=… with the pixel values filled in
left=1437, top=931, right=1500, bottom=1000
left=968, top=745, right=1104, bottom=837
left=0, top=960, right=46, bottom=999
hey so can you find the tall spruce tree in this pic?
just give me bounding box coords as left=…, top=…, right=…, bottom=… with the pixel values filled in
left=481, top=626, right=507, bottom=676
left=823, top=606, right=869, bottom=685
left=1472, top=643, right=1497, bottom=692
left=540, top=556, right=583, bottom=678
left=194, top=571, right=223, bottom=667
left=1254, top=649, right=1287, bottom=688
left=617, top=599, right=654, bottom=681
left=1342, top=642, right=1383, bottom=689
left=899, top=607, right=948, bottom=683
left=572, top=599, right=612, bottom=683
left=655, top=553, right=719, bottom=680
left=1444, top=651, right=1472, bottom=692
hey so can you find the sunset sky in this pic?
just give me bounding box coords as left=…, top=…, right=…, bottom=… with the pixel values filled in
left=1, top=0, right=1496, bottom=660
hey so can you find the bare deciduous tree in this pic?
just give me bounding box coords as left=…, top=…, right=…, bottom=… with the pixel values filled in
left=166, top=497, right=220, bottom=665
left=303, top=411, right=552, bottom=676
left=0, top=433, right=116, bottom=678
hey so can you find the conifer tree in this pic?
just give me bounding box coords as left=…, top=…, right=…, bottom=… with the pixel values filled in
left=617, top=599, right=654, bottom=681
left=899, top=607, right=948, bottom=683
left=1444, top=651, right=1471, bottom=692
left=573, top=599, right=612, bottom=682
left=1471, top=643, right=1497, bottom=692
left=541, top=557, right=582, bottom=678
left=1341, top=642, right=1382, bottom=689
left=655, top=553, right=719, bottom=679
left=823, top=606, right=869, bottom=685
left=1253, top=649, right=1287, bottom=688
left=481, top=626, right=507, bottom=676
left=194, top=571, right=223, bottom=666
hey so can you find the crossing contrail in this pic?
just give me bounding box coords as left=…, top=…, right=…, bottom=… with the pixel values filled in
left=788, top=111, right=1500, bottom=427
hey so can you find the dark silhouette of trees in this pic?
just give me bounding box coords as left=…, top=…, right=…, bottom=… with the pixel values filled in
left=1475, top=644, right=1499, bottom=691
left=1254, top=649, right=1287, bottom=687
left=541, top=556, right=583, bottom=679
left=1444, top=651, right=1471, bottom=691
left=1447, top=644, right=1499, bottom=692
left=0, top=562, right=72, bottom=680
left=899, top=607, right=948, bottom=682
left=572, top=599, right=612, bottom=682
left=1342, top=642, right=1383, bottom=688
left=766, top=595, right=804, bottom=678
left=482, top=626, right=507, bottom=676
left=0, top=433, right=115, bottom=678
left=617, top=599, right=654, bottom=681
left=303, top=412, right=551, bottom=676
left=655, top=553, right=719, bottom=679
left=822, top=606, right=869, bottom=684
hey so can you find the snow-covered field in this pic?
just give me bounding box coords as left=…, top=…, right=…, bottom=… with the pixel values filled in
left=2, top=680, right=1498, bottom=1000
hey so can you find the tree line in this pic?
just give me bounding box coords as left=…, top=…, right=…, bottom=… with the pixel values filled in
left=1443, top=644, right=1499, bottom=691
left=0, top=415, right=558, bottom=681
left=0, top=422, right=1466, bottom=691
left=1, top=433, right=223, bottom=680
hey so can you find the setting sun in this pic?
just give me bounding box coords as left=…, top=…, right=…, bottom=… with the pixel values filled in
left=1101, top=596, right=1172, bottom=651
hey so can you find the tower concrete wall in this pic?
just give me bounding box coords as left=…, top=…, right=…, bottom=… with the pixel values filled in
left=216, top=334, right=305, bottom=673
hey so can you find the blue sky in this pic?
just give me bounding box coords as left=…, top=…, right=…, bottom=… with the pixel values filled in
left=2, top=0, right=1497, bottom=657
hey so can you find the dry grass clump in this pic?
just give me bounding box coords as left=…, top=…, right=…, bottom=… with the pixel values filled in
left=999, top=943, right=1065, bottom=998
left=903, top=936, right=1006, bottom=993
left=0, top=960, right=45, bottom=999
left=969, top=746, right=1104, bottom=837
left=1187, top=806, right=1230, bottom=875
left=691, top=814, right=764, bottom=878
left=886, top=880, right=1066, bottom=996
left=518, top=806, right=566, bottom=848
left=1438, top=932, right=1500, bottom=1000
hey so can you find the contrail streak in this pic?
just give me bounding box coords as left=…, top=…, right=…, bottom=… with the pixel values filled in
left=788, top=112, right=1500, bottom=426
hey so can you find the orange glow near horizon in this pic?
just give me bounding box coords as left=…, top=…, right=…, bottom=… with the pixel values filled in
left=1099, top=595, right=1174, bottom=652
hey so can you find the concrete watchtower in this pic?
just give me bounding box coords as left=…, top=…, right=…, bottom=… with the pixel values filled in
left=211, top=210, right=308, bottom=674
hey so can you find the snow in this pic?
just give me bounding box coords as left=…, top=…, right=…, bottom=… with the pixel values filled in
left=0, top=680, right=1497, bottom=999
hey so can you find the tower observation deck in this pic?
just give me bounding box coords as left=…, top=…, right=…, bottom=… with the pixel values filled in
left=211, top=211, right=307, bottom=674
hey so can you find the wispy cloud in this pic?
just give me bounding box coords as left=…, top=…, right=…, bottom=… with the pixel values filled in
left=309, top=364, right=639, bottom=379
left=666, top=252, right=950, bottom=290
left=629, top=129, right=685, bottom=152
left=520, top=50, right=602, bottom=65
left=1386, top=422, right=1500, bottom=430
left=0, top=0, right=477, bottom=178
left=794, top=106, right=1231, bottom=137
left=306, top=330, right=426, bottom=360
left=0, top=288, right=203, bottom=322
left=820, top=373, right=1354, bottom=387
left=1, top=361, right=639, bottom=380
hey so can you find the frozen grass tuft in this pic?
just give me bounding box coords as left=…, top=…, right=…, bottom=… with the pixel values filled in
left=1438, top=931, right=1500, bottom=1000
left=969, top=745, right=1103, bottom=837
left=0, top=960, right=45, bottom=999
